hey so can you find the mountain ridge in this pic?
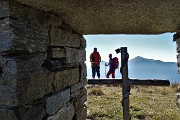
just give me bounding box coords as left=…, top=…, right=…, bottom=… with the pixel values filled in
left=87, top=56, right=180, bottom=83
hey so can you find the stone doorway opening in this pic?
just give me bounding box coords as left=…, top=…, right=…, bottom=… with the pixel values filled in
left=84, top=33, right=178, bottom=82
left=85, top=33, right=180, bottom=119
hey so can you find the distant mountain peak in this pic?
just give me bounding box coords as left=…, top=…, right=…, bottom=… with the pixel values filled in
left=130, top=56, right=148, bottom=62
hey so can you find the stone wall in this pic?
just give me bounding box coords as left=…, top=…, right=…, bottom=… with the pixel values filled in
left=174, top=33, right=180, bottom=73
left=0, top=1, right=87, bottom=120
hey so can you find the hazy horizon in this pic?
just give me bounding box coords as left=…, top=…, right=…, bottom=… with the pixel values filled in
left=86, top=56, right=180, bottom=83
left=84, top=33, right=176, bottom=64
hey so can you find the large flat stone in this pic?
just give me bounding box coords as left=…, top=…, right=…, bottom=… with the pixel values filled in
left=0, top=1, right=50, bottom=53
left=79, top=62, right=87, bottom=80
left=14, top=0, right=180, bottom=34
left=47, top=103, right=75, bottom=120
left=0, top=108, right=17, bottom=120
left=53, top=68, right=79, bottom=91
left=65, top=47, right=86, bottom=63
left=71, top=79, right=87, bottom=93
left=50, top=27, right=81, bottom=47
left=15, top=99, right=46, bottom=120
left=49, top=47, right=65, bottom=59
left=0, top=54, right=54, bottom=106
left=46, top=89, right=70, bottom=115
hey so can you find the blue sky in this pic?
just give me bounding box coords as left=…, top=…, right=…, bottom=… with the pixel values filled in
left=84, top=33, right=176, bottom=67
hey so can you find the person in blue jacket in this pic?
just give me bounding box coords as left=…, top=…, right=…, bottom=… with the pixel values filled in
left=106, top=54, right=115, bottom=78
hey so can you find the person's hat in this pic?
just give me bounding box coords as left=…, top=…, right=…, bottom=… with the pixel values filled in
left=94, top=48, right=97, bottom=51
left=109, top=54, right=112, bottom=57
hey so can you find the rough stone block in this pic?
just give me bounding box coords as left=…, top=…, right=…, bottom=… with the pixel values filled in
left=0, top=18, right=14, bottom=52
left=0, top=84, right=18, bottom=106
left=1, top=53, right=46, bottom=75
left=76, top=105, right=87, bottom=120
left=47, top=103, right=75, bottom=120
left=71, top=87, right=87, bottom=99
left=71, top=89, right=81, bottom=99
left=176, top=45, right=180, bottom=53
left=71, top=79, right=87, bottom=93
left=0, top=108, right=17, bottom=120
left=0, top=70, right=54, bottom=106
left=80, top=88, right=87, bottom=105
left=50, top=28, right=81, bottom=47
left=49, top=47, right=65, bottom=59
left=73, top=97, right=87, bottom=120
left=176, top=38, right=180, bottom=44
left=0, top=54, right=54, bottom=106
left=0, top=1, right=49, bottom=27
left=78, top=49, right=86, bottom=62
left=18, top=71, right=54, bottom=106
left=46, top=89, right=70, bottom=115
left=65, top=47, right=86, bottom=63
left=15, top=99, right=46, bottom=120
left=65, top=47, right=78, bottom=63
left=53, top=68, right=79, bottom=91
left=41, top=59, right=63, bottom=71
left=80, top=37, right=87, bottom=49
left=0, top=1, right=49, bottom=52
left=0, top=1, right=9, bottom=18
left=79, top=62, right=87, bottom=80
left=0, top=18, right=49, bottom=52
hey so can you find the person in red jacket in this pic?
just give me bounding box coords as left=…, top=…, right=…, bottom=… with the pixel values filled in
left=106, top=54, right=115, bottom=78
left=90, top=48, right=101, bottom=79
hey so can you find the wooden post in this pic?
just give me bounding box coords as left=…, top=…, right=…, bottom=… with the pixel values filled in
left=121, top=47, right=131, bottom=120
left=87, top=47, right=170, bottom=120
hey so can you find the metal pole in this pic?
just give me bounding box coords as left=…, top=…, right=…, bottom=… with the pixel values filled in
left=121, top=47, right=131, bottom=120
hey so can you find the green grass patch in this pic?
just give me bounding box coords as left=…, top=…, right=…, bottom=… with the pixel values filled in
left=87, top=85, right=180, bottom=120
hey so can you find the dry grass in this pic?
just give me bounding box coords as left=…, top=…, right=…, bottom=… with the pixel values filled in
left=87, top=84, right=180, bottom=120
left=171, top=83, right=180, bottom=93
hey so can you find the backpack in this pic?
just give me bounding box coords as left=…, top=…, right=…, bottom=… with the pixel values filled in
left=92, top=52, right=100, bottom=65
left=113, top=57, right=119, bottom=69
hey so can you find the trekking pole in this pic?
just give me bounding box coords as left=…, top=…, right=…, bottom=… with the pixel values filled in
left=105, top=63, right=106, bottom=78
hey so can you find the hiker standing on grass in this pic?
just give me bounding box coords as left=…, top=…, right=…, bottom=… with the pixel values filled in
left=90, top=48, right=101, bottom=79
left=106, top=54, right=117, bottom=78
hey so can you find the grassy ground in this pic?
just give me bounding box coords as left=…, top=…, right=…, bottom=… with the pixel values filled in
left=87, top=84, right=180, bottom=120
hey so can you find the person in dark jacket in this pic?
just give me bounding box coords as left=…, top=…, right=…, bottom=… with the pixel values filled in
left=106, top=54, right=115, bottom=78
left=90, top=48, right=101, bottom=79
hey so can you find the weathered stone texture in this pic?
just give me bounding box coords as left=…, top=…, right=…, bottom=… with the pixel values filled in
left=0, top=53, right=54, bottom=106
left=0, top=1, right=50, bottom=53
left=50, top=27, right=81, bottom=47
left=65, top=47, right=86, bottom=63
left=175, top=36, right=180, bottom=73
left=49, top=47, right=65, bottom=59
left=71, top=79, right=87, bottom=94
left=14, top=0, right=180, bottom=34
left=0, top=1, right=49, bottom=27
left=15, top=99, right=46, bottom=120
left=80, top=37, right=87, bottom=49
left=0, top=108, right=17, bottom=120
left=46, top=89, right=70, bottom=115
left=0, top=69, right=54, bottom=106
left=80, top=62, right=87, bottom=80
left=47, top=103, right=75, bottom=120
left=71, top=87, right=87, bottom=99
left=53, top=68, right=79, bottom=91
left=73, top=97, right=87, bottom=120
left=0, top=0, right=87, bottom=119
